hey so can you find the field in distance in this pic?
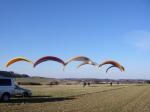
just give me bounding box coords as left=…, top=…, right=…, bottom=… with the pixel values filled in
left=1, top=82, right=150, bottom=112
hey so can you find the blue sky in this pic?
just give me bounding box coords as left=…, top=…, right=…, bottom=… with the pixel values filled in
left=0, top=0, right=150, bottom=79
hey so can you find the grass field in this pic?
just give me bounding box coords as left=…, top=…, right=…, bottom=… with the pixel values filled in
left=0, top=84, right=150, bottom=112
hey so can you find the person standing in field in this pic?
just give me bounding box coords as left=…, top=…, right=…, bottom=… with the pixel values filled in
left=87, top=82, right=91, bottom=86
left=117, top=81, right=119, bottom=85
left=83, top=81, right=86, bottom=87
left=110, top=81, right=112, bottom=86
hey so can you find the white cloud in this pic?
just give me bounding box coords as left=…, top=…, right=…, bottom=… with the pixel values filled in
left=135, top=39, right=149, bottom=50
left=124, top=31, right=150, bottom=51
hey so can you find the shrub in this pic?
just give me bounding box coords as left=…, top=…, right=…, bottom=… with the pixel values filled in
left=47, top=81, right=59, bottom=85
left=18, top=82, right=42, bottom=85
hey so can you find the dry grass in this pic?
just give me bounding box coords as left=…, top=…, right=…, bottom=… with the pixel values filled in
left=0, top=84, right=150, bottom=112
left=22, top=84, right=126, bottom=97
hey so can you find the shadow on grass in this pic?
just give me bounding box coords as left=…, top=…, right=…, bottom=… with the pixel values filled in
left=89, top=85, right=100, bottom=87
left=0, top=96, right=76, bottom=103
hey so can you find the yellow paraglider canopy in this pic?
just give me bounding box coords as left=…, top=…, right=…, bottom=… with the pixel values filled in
left=6, top=57, right=33, bottom=67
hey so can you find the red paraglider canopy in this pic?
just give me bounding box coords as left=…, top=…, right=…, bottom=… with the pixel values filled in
left=34, top=56, right=65, bottom=67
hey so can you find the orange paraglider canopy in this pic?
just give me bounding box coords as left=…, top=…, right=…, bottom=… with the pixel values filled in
left=6, top=57, right=33, bottom=67
left=99, top=60, right=125, bottom=73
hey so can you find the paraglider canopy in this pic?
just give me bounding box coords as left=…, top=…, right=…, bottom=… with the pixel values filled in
left=99, top=60, right=125, bottom=73
left=6, top=57, right=33, bottom=67
left=64, top=56, right=97, bottom=70
left=77, top=61, right=98, bottom=69
left=33, top=56, right=65, bottom=68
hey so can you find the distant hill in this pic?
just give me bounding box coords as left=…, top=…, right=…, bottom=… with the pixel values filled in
left=16, top=77, right=56, bottom=85
left=63, top=78, right=150, bottom=84
left=0, top=71, right=29, bottom=78
left=1, top=71, right=150, bottom=84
